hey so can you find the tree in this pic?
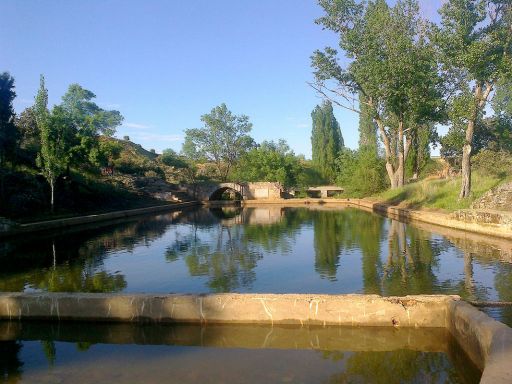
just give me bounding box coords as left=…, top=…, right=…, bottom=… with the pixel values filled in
left=406, top=123, right=437, bottom=179
left=0, top=72, right=17, bottom=167
left=435, top=0, right=512, bottom=198
left=358, top=92, right=378, bottom=152
left=60, top=84, right=123, bottom=170
left=311, top=0, right=443, bottom=188
left=15, top=106, right=40, bottom=158
left=311, top=101, right=344, bottom=182
left=183, top=103, right=255, bottom=181
left=232, top=139, right=302, bottom=188
left=35, top=76, right=68, bottom=213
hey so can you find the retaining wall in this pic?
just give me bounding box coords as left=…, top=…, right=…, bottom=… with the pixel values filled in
left=0, top=201, right=199, bottom=238
left=0, top=292, right=510, bottom=383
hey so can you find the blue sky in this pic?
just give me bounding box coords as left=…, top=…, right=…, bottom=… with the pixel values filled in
left=1, top=0, right=443, bottom=157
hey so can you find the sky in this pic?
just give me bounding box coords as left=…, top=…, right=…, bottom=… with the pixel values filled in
left=1, top=0, right=443, bottom=158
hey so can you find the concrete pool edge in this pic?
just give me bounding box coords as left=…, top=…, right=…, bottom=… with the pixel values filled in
left=0, top=293, right=510, bottom=383
left=0, top=201, right=200, bottom=238
left=242, top=199, right=512, bottom=240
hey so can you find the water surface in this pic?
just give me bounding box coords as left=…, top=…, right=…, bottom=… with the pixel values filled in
left=2, top=206, right=511, bottom=324
left=0, top=321, right=481, bottom=384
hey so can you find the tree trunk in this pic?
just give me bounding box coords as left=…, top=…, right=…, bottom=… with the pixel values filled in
left=459, top=82, right=492, bottom=199
left=376, top=117, right=409, bottom=189
left=50, top=179, right=55, bottom=214
left=459, top=119, right=474, bottom=199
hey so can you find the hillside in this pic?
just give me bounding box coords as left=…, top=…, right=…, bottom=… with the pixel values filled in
left=0, top=138, right=185, bottom=222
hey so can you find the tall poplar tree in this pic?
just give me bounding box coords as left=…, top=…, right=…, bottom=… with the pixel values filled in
left=311, top=0, right=443, bottom=189
left=35, top=75, right=67, bottom=213
left=311, top=101, right=344, bottom=183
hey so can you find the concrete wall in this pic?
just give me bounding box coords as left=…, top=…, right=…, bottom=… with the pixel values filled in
left=1, top=292, right=510, bottom=382
left=0, top=202, right=199, bottom=238
left=0, top=293, right=450, bottom=327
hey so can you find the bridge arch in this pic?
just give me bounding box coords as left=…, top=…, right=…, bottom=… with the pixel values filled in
left=209, top=186, right=243, bottom=201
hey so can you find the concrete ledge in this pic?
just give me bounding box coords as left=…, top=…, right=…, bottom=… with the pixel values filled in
left=0, top=293, right=453, bottom=327
left=0, top=201, right=199, bottom=238
left=449, top=300, right=512, bottom=383
left=1, top=292, right=510, bottom=382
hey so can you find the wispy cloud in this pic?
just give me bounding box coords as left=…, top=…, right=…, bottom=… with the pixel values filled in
left=131, top=133, right=183, bottom=143
left=296, top=123, right=309, bottom=128
left=123, top=122, right=151, bottom=130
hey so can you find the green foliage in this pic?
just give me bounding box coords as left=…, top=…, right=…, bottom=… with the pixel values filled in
left=232, top=139, right=302, bottom=188
left=60, top=84, right=123, bottom=170
left=336, top=148, right=388, bottom=197
left=88, top=138, right=123, bottom=167
left=160, top=148, right=189, bottom=169
left=472, top=149, right=512, bottom=178
left=376, top=169, right=510, bottom=211
left=35, top=75, right=68, bottom=211
left=441, top=117, right=512, bottom=167
left=406, top=123, right=437, bottom=179
left=15, top=106, right=40, bottom=163
left=183, top=103, right=255, bottom=181
left=312, top=0, right=443, bottom=188
left=435, top=0, right=512, bottom=197
left=0, top=72, right=17, bottom=166
left=358, top=92, right=377, bottom=152
left=311, top=101, right=344, bottom=182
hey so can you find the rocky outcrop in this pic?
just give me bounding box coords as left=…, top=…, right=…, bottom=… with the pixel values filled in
left=472, top=182, right=512, bottom=211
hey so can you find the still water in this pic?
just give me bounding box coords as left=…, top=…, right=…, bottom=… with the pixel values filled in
left=0, top=322, right=481, bottom=383
left=2, top=206, right=512, bottom=325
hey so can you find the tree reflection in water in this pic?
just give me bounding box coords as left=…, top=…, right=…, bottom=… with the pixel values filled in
left=321, top=350, right=474, bottom=384
left=1, top=206, right=512, bottom=326
left=0, top=340, right=23, bottom=384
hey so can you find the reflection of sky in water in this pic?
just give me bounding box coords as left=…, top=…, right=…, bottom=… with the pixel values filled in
left=1, top=206, right=512, bottom=324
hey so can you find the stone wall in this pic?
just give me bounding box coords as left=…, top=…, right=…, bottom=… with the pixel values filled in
left=244, top=182, right=283, bottom=200
left=472, top=182, right=512, bottom=211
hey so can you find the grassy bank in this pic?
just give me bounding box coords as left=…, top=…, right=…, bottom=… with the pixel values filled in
left=374, top=171, right=511, bottom=212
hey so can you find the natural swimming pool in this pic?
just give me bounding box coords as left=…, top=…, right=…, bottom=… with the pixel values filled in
left=2, top=205, right=511, bottom=326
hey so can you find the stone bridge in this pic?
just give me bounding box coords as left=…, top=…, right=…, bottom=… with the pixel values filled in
left=180, top=182, right=283, bottom=201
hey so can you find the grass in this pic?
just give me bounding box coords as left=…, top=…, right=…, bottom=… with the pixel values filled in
left=374, top=171, right=511, bottom=212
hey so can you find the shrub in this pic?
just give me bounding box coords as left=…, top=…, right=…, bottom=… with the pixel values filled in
left=336, top=148, right=388, bottom=197
left=472, top=149, right=512, bottom=178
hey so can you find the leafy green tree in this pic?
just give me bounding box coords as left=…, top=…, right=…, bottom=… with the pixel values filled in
left=336, top=148, right=388, bottom=197
left=160, top=148, right=189, bottom=169
left=435, top=0, right=512, bottom=198
left=0, top=72, right=17, bottom=167
left=60, top=84, right=123, bottom=170
left=35, top=76, right=68, bottom=213
left=232, top=139, right=302, bottom=188
left=88, top=138, right=123, bottom=167
left=183, top=103, right=255, bottom=181
left=311, top=101, right=344, bottom=182
left=311, top=0, right=443, bottom=188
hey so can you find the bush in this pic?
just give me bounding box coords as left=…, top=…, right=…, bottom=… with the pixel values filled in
left=472, top=149, right=512, bottom=178
left=336, top=148, right=388, bottom=197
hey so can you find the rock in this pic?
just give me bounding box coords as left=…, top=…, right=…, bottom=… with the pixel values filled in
left=472, top=182, right=512, bottom=211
